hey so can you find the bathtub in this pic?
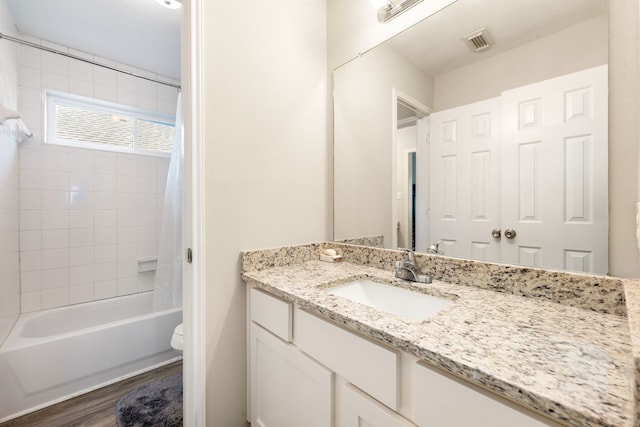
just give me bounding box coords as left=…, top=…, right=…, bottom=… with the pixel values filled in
left=0, top=292, right=182, bottom=422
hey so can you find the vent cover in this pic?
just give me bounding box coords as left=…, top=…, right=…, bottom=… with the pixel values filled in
left=463, top=28, right=494, bottom=52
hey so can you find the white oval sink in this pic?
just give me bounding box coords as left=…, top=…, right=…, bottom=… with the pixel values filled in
left=326, top=279, right=453, bottom=322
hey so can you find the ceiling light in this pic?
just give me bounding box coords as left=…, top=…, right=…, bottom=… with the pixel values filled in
left=377, top=0, right=423, bottom=23
left=155, top=0, right=182, bottom=9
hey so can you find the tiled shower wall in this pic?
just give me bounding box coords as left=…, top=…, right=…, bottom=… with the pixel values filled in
left=0, top=0, right=20, bottom=343
left=17, top=36, right=179, bottom=312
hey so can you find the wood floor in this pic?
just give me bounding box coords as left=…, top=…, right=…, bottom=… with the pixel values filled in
left=0, top=360, right=183, bottom=427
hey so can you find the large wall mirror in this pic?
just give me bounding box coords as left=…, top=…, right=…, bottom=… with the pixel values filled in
left=333, top=0, right=609, bottom=274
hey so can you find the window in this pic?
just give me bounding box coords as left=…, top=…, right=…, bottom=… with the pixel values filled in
left=45, top=90, right=175, bottom=156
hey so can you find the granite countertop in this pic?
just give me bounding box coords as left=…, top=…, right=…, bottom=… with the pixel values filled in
left=243, top=260, right=634, bottom=427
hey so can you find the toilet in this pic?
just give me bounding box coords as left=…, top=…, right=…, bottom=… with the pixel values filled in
left=170, top=323, right=183, bottom=354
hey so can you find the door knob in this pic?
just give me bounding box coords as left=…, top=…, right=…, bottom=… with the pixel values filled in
left=504, top=229, right=517, bottom=239
left=491, top=228, right=501, bottom=238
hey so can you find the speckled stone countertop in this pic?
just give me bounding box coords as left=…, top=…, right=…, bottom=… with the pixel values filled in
left=242, top=245, right=636, bottom=427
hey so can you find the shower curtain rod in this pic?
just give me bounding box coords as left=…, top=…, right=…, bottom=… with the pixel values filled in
left=0, top=32, right=181, bottom=91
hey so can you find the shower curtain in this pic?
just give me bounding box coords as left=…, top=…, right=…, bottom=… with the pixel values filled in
left=153, top=93, right=183, bottom=311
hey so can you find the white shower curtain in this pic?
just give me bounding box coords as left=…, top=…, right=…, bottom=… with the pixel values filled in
left=153, top=93, right=183, bottom=311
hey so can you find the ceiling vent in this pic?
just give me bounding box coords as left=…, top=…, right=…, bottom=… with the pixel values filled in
left=463, top=28, right=494, bottom=52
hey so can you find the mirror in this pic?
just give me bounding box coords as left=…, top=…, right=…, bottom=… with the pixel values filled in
left=333, top=0, right=609, bottom=274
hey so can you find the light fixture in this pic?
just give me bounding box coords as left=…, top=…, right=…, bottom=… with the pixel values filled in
left=155, top=0, right=182, bottom=9
left=376, top=0, right=423, bottom=23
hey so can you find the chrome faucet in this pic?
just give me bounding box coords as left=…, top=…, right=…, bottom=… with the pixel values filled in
left=395, top=249, right=431, bottom=284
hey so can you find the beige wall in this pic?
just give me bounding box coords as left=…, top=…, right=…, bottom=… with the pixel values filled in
left=201, top=0, right=328, bottom=425
left=328, top=0, right=640, bottom=278
left=333, top=44, right=432, bottom=247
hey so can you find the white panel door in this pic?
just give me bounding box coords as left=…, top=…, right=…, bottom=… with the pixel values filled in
left=501, top=65, right=608, bottom=274
left=250, top=323, right=333, bottom=427
left=429, top=97, right=502, bottom=262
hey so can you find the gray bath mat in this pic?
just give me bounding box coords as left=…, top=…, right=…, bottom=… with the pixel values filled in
left=116, top=373, right=183, bottom=427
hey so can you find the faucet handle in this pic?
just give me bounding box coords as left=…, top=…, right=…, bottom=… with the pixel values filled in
left=398, top=248, right=416, bottom=264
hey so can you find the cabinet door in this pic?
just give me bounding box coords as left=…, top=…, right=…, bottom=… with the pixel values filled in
left=337, top=382, right=416, bottom=427
left=250, top=323, right=333, bottom=427
left=414, top=363, right=559, bottom=427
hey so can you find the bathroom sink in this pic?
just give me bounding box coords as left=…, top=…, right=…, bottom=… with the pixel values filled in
left=326, top=279, right=453, bottom=322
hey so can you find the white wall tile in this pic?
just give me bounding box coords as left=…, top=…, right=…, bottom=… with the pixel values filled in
left=95, top=262, right=117, bottom=282
left=94, top=83, right=116, bottom=102
left=20, top=250, right=42, bottom=272
left=137, top=176, right=156, bottom=194
left=42, top=287, right=69, bottom=309
left=19, top=169, right=41, bottom=190
left=70, top=283, right=94, bottom=304
left=94, top=210, right=116, bottom=228
left=20, top=189, right=42, bottom=210
left=117, top=175, right=137, bottom=193
left=69, top=150, right=94, bottom=173
left=42, top=150, right=70, bottom=171
left=42, top=190, right=69, bottom=210
left=117, top=227, right=138, bottom=244
left=70, top=265, right=93, bottom=285
left=137, top=273, right=155, bottom=292
left=42, top=267, right=69, bottom=289
left=21, top=270, right=42, bottom=292
left=41, top=71, right=69, bottom=92
left=95, top=174, right=117, bottom=192
left=69, top=210, right=94, bottom=228
left=42, top=229, right=68, bottom=249
left=42, top=248, right=69, bottom=269
left=19, top=45, right=40, bottom=69
left=70, top=191, right=94, bottom=210
left=69, top=228, right=94, bottom=247
left=16, top=35, right=172, bottom=311
left=138, top=241, right=157, bottom=258
left=42, top=170, right=69, bottom=191
left=19, top=149, right=42, bottom=170
left=94, top=245, right=117, bottom=264
left=95, top=156, right=116, bottom=174
left=70, top=246, right=95, bottom=266
left=117, top=277, right=137, bottom=295
left=95, top=192, right=116, bottom=210
left=41, top=51, right=69, bottom=75
left=117, top=243, right=137, bottom=261
left=20, top=230, right=41, bottom=251
left=94, top=280, right=116, bottom=300
left=20, top=210, right=42, bottom=230
left=42, top=210, right=68, bottom=229
left=69, top=172, right=94, bottom=192
left=21, top=291, right=42, bottom=313
left=95, top=227, right=117, bottom=245
left=116, top=193, right=138, bottom=211
left=117, top=158, right=137, bottom=176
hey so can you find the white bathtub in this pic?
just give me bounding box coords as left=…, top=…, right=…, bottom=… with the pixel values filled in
left=0, top=292, right=182, bottom=422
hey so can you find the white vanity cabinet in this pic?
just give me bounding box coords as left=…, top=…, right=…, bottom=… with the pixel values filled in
left=336, top=381, right=417, bottom=427
left=248, top=287, right=562, bottom=427
left=248, top=289, right=333, bottom=427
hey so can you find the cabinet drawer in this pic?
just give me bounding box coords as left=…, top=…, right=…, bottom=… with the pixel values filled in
left=250, top=288, right=292, bottom=342
left=295, top=308, right=399, bottom=410
left=414, top=362, right=559, bottom=427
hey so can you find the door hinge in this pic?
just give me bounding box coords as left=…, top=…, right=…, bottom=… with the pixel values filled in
left=186, top=248, right=193, bottom=264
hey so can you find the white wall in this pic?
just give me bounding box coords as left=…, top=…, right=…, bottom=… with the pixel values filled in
left=328, top=0, right=456, bottom=69
left=201, top=0, right=328, bottom=425
left=0, top=0, right=20, bottom=345
left=328, top=0, right=640, bottom=278
left=16, top=36, right=178, bottom=311
left=333, top=44, right=432, bottom=247
left=434, top=15, right=608, bottom=110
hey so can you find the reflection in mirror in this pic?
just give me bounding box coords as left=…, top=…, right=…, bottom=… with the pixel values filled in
left=333, top=0, right=609, bottom=274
